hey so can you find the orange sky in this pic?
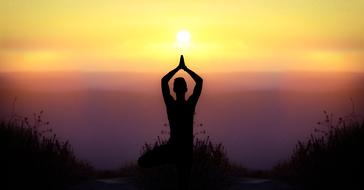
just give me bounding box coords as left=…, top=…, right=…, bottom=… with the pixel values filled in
left=1, top=0, right=364, bottom=72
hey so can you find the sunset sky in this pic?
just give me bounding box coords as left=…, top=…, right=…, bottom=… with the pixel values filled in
left=1, top=1, right=364, bottom=170
left=1, top=0, right=364, bottom=72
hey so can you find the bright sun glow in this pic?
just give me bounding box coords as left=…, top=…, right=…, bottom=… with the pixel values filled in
left=177, top=30, right=190, bottom=49
left=1, top=1, right=363, bottom=72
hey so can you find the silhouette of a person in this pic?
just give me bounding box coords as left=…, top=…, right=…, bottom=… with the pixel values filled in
left=138, top=55, right=203, bottom=189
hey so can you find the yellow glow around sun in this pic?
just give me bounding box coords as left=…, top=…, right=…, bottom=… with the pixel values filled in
left=1, top=1, right=364, bottom=72
left=177, top=30, right=190, bottom=50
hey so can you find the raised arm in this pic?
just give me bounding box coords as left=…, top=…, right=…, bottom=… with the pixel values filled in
left=180, top=56, right=203, bottom=105
left=162, top=66, right=180, bottom=105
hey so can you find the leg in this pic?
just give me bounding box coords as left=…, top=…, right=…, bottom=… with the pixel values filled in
left=138, top=143, right=173, bottom=168
left=176, top=147, right=193, bottom=190
left=177, top=163, right=191, bottom=190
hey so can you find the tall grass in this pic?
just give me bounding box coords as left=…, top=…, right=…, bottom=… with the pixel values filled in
left=133, top=136, right=233, bottom=190
left=273, top=110, right=364, bottom=189
left=0, top=111, right=93, bottom=190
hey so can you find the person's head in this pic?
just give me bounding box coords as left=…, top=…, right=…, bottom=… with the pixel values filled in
left=173, top=77, right=187, bottom=95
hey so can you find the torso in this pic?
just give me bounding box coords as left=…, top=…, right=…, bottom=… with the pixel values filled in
left=166, top=100, right=195, bottom=147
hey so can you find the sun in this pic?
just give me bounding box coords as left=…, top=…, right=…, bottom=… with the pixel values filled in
left=177, top=30, right=190, bottom=44
left=177, top=30, right=190, bottom=49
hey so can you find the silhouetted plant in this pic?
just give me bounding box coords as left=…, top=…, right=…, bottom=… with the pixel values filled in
left=134, top=135, right=232, bottom=190
left=0, top=111, right=93, bottom=190
left=273, top=110, right=364, bottom=189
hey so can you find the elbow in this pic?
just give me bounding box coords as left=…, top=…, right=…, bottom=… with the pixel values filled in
left=161, top=77, right=168, bottom=85
left=161, top=76, right=167, bottom=83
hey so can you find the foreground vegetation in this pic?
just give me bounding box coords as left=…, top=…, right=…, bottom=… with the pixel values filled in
left=4, top=107, right=363, bottom=190
left=273, top=110, right=364, bottom=189
left=0, top=111, right=93, bottom=190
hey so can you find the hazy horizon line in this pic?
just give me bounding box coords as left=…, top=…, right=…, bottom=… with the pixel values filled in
left=1, top=70, right=364, bottom=75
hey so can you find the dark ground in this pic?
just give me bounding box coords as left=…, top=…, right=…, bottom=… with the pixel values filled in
left=66, top=177, right=296, bottom=190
